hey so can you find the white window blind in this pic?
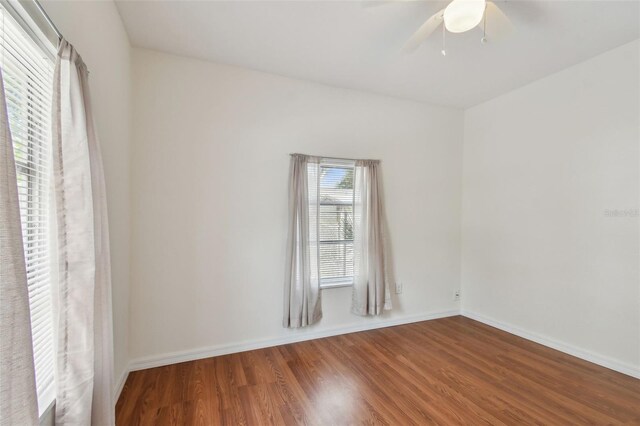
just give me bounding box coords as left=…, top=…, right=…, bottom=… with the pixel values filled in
left=318, top=161, right=355, bottom=288
left=1, top=3, right=55, bottom=411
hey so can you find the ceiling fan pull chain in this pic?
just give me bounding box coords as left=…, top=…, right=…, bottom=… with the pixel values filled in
left=481, top=5, right=488, bottom=44
left=441, top=23, right=446, bottom=56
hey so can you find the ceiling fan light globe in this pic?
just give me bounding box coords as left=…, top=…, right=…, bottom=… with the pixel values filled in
left=443, top=0, right=486, bottom=33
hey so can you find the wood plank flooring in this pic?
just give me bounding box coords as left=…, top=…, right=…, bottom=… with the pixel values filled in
left=116, top=316, right=640, bottom=425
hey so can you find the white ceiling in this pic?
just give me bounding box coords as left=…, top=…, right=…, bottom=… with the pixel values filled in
left=115, top=0, right=639, bottom=108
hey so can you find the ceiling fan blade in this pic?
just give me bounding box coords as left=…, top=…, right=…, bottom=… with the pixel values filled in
left=402, top=8, right=445, bottom=53
left=483, top=1, right=514, bottom=42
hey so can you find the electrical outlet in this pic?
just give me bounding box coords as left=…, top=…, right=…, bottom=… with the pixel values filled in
left=454, top=289, right=461, bottom=301
left=395, top=282, right=403, bottom=294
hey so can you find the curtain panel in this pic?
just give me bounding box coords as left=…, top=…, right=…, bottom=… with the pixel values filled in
left=283, top=154, right=322, bottom=328
left=352, top=160, right=392, bottom=316
left=0, top=69, right=40, bottom=426
left=51, top=40, right=115, bottom=425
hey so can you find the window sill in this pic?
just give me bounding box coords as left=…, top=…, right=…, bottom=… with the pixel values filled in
left=320, top=279, right=353, bottom=290
left=39, top=399, right=55, bottom=426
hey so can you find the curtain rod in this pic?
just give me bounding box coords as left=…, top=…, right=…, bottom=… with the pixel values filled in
left=289, top=153, right=380, bottom=163
left=33, top=0, right=62, bottom=40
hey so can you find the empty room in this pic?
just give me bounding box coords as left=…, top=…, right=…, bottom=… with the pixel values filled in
left=0, top=0, right=638, bottom=424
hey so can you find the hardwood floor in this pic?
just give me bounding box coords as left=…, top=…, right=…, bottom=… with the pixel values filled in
left=116, top=316, right=640, bottom=425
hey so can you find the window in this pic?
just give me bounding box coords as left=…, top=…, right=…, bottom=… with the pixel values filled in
left=1, top=3, right=55, bottom=412
left=318, top=160, right=355, bottom=288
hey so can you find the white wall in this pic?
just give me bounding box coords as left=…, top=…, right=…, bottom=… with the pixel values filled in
left=461, top=40, right=640, bottom=374
left=129, top=48, right=464, bottom=363
left=40, top=1, right=132, bottom=390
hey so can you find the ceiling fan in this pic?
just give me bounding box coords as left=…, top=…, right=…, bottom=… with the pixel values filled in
left=401, top=0, right=513, bottom=54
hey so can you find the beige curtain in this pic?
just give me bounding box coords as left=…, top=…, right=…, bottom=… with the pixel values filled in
left=352, top=160, right=392, bottom=316
left=0, top=69, right=39, bottom=426
left=51, top=40, right=114, bottom=425
left=283, top=154, right=322, bottom=328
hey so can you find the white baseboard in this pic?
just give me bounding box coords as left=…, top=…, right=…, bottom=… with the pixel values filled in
left=114, top=367, right=130, bottom=403
left=461, top=310, right=640, bottom=379
left=128, top=309, right=460, bottom=372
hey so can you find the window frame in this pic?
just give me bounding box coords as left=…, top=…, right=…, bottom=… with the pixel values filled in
left=317, top=158, right=356, bottom=290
